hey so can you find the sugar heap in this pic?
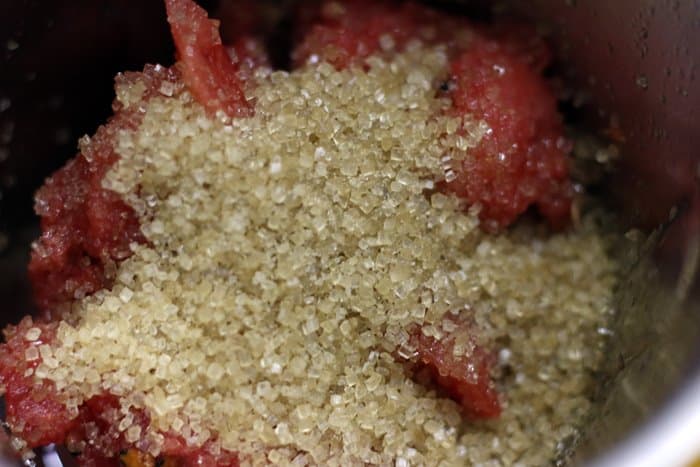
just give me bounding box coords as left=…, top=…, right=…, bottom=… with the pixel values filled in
left=33, top=45, right=616, bottom=465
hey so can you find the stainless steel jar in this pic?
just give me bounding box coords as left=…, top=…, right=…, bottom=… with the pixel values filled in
left=0, top=1, right=698, bottom=465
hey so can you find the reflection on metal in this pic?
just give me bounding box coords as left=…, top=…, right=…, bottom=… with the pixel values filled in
left=676, top=232, right=699, bottom=301
left=576, top=223, right=700, bottom=466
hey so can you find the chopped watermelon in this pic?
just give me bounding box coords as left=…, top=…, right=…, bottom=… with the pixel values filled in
left=406, top=319, right=501, bottom=419
left=165, top=0, right=254, bottom=118
left=292, top=0, right=465, bottom=69
left=0, top=318, right=76, bottom=447
left=445, top=40, right=572, bottom=230
left=28, top=65, right=180, bottom=317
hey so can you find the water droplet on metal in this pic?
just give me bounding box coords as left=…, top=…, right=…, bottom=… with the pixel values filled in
left=635, top=75, right=649, bottom=89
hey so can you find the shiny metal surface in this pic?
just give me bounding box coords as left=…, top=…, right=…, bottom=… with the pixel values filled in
left=509, top=0, right=699, bottom=241
left=502, top=1, right=700, bottom=464
left=0, top=1, right=699, bottom=465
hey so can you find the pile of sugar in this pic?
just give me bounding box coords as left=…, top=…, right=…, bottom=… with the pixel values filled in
left=31, top=45, right=616, bottom=465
